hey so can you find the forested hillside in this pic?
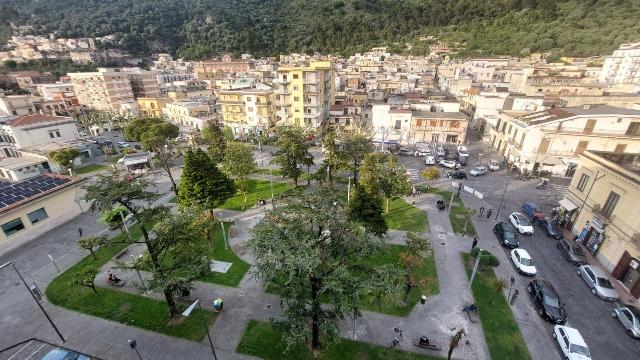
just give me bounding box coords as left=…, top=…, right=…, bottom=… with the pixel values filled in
left=0, top=0, right=638, bottom=59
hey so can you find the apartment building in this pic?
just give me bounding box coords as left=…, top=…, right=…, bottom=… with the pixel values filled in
left=193, top=54, right=252, bottom=80
left=274, top=60, right=335, bottom=129
left=68, top=68, right=137, bottom=113
left=561, top=150, right=640, bottom=298
left=123, top=69, right=160, bottom=98
left=0, top=91, right=35, bottom=116
left=137, top=97, right=170, bottom=118
left=598, top=42, right=640, bottom=85
left=490, top=105, right=640, bottom=175
left=218, top=88, right=275, bottom=135
left=410, top=111, right=468, bottom=144
left=163, top=102, right=214, bottom=131
left=371, top=104, right=412, bottom=145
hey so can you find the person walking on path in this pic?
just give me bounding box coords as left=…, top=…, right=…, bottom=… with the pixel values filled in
left=485, top=209, right=493, bottom=221
left=471, top=237, right=478, bottom=250
left=78, top=227, right=83, bottom=237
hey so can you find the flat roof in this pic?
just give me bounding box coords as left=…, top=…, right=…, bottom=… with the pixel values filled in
left=587, top=151, right=640, bottom=178
left=411, top=111, right=468, bottom=120
left=0, top=174, right=86, bottom=213
left=0, top=156, right=47, bottom=170
left=518, top=105, right=640, bottom=126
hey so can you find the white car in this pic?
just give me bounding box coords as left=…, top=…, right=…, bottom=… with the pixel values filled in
left=612, top=304, right=640, bottom=338
left=577, top=264, right=619, bottom=301
left=469, top=166, right=488, bottom=176
left=489, top=159, right=500, bottom=171
left=553, top=325, right=591, bottom=360
left=509, top=212, right=534, bottom=235
left=457, top=145, right=469, bottom=158
left=510, top=249, right=537, bottom=276
left=414, top=149, right=430, bottom=157
left=425, top=155, right=436, bottom=165
left=436, top=146, right=446, bottom=158
left=439, top=159, right=458, bottom=168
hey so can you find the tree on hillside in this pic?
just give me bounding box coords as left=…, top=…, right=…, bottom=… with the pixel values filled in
left=247, top=189, right=403, bottom=351
left=347, top=183, right=388, bottom=237
left=201, top=122, right=227, bottom=163
left=271, top=126, right=311, bottom=187
left=221, top=142, right=256, bottom=209
left=321, top=127, right=345, bottom=187
left=49, top=148, right=81, bottom=171
left=359, top=153, right=410, bottom=212
left=421, top=166, right=440, bottom=189
left=339, top=132, right=373, bottom=181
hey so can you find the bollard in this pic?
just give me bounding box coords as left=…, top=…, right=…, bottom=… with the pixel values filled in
left=420, top=295, right=427, bottom=305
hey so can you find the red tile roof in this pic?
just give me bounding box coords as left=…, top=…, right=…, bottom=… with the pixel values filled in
left=8, top=115, right=72, bottom=127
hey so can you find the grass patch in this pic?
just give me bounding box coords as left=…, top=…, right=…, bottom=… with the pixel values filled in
left=237, top=320, right=443, bottom=360
left=461, top=253, right=531, bottom=360
left=423, top=188, right=476, bottom=237
left=199, top=222, right=250, bottom=287
left=383, top=197, right=429, bottom=232
left=168, top=196, right=177, bottom=203
left=75, top=164, right=108, bottom=174
left=46, top=225, right=217, bottom=341
left=252, top=168, right=282, bottom=176
left=220, top=180, right=292, bottom=211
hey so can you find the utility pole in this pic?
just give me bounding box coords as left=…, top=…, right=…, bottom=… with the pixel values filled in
left=469, top=249, right=483, bottom=287
left=495, top=176, right=511, bottom=221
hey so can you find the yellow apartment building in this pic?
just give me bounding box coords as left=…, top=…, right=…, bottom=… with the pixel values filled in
left=218, top=88, right=275, bottom=135
left=137, top=97, right=170, bottom=118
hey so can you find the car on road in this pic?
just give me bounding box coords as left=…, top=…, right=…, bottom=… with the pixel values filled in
left=425, top=155, right=436, bottom=165
left=447, top=170, right=467, bottom=180
left=457, top=155, right=468, bottom=166
left=42, top=349, right=91, bottom=360
left=521, top=201, right=545, bottom=222
left=557, top=239, right=586, bottom=265
left=439, top=159, right=458, bottom=168
left=469, top=166, right=488, bottom=176
left=527, top=279, right=568, bottom=324
left=553, top=325, right=591, bottom=360
left=436, top=146, right=446, bottom=158
left=612, top=304, right=640, bottom=338
left=116, top=141, right=130, bottom=148
left=511, top=248, right=537, bottom=275
left=577, top=264, right=619, bottom=301
left=489, top=159, right=500, bottom=171
left=457, top=145, right=469, bottom=158
left=397, top=147, right=414, bottom=156
left=538, top=217, right=563, bottom=239
left=509, top=212, right=534, bottom=235
left=493, top=221, right=520, bottom=248
left=414, top=149, right=430, bottom=157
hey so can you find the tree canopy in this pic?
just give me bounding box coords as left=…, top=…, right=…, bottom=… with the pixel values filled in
left=178, top=148, right=235, bottom=212
left=48, top=148, right=81, bottom=169
left=359, top=152, right=410, bottom=212
left=271, top=126, right=312, bottom=187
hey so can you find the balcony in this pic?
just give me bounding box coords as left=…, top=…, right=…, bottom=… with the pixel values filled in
left=304, top=112, right=321, bottom=119
left=275, top=87, right=288, bottom=95
left=413, top=126, right=464, bottom=133
left=541, top=126, right=636, bottom=138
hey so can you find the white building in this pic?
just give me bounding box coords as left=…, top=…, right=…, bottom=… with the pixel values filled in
left=371, top=104, right=412, bottom=145
left=163, top=102, right=214, bottom=131
left=599, top=43, right=640, bottom=86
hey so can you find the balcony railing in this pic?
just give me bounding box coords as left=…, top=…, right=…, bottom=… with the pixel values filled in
left=413, top=126, right=464, bottom=132
left=541, top=126, right=636, bottom=137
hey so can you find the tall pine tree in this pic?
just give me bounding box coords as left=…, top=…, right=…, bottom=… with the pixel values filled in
left=348, top=183, right=388, bottom=237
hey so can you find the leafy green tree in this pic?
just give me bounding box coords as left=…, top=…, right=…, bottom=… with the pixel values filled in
left=247, top=189, right=403, bottom=351
left=100, top=207, right=129, bottom=233
left=123, top=117, right=163, bottom=141
left=49, top=148, right=81, bottom=170
left=221, top=142, right=255, bottom=208
left=77, top=235, right=108, bottom=259
left=421, top=167, right=440, bottom=189
left=72, top=266, right=99, bottom=294
left=271, top=126, right=312, bottom=187
left=339, top=132, right=373, bottom=181
left=359, top=153, right=410, bottom=212
left=347, top=184, right=388, bottom=237
left=201, top=122, right=227, bottom=163
left=321, top=127, right=345, bottom=186
left=398, top=232, right=432, bottom=301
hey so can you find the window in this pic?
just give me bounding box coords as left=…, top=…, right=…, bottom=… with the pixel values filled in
left=48, top=129, right=61, bottom=138
left=1, top=218, right=25, bottom=236
left=294, top=97, right=299, bottom=102
left=626, top=122, right=640, bottom=136
left=601, top=191, right=620, bottom=218
left=27, top=208, right=48, bottom=224
left=576, top=174, right=589, bottom=192
left=293, top=74, right=299, bottom=79
left=246, top=97, right=252, bottom=102
left=293, top=86, right=299, bottom=91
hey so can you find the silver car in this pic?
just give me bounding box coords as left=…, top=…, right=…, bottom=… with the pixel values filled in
left=577, top=265, right=619, bottom=301
left=470, top=166, right=488, bottom=176
left=612, top=305, right=640, bottom=338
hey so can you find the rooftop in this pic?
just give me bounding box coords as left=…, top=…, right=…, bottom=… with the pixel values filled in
left=517, top=104, right=640, bottom=126
left=0, top=174, right=85, bottom=213
left=1, top=115, right=74, bottom=128
left=587, top=150, right=640, bottom=178
left=411, top=111, right=468, bottom=120
left=0, top=155, right=48, bottom=170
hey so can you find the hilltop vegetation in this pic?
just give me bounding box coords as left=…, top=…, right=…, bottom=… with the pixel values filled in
left=0, top=0, right=638, bottom=59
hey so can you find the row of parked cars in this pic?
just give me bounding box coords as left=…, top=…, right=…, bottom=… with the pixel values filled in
left=492, top=201, right=640, bottom=359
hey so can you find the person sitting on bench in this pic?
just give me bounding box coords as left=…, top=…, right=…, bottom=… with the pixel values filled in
left=419, top=336, right=430, bottom=347
left=108, top=273, right=121, bottom=284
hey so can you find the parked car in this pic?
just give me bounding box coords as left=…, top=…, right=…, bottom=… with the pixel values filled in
left=552, top=325, right=591, bottom=360
left=116, top=141, right=130, bottom=148
left=527, top=279, right=568, bottom=324
left=522, top=201, right=545, bottom=222
left=577, top=264, right=619, bottom=301
left=447, top=170, right=467, bottom=180
left=425, top=155, right=436, bottom=165
left=489, top=159, right=500, bottom=171
left=439, top=159, right=458, bottom=168
left=511, top=249, right=537, bottom=275
left=509, top=212, right=534, bottom=235
left=414, top=149, right=430, bottom=157
left=457, top=145, right=469, bottom=158
left=469, top=166, right=488, bottom=176
left=42, top=349, right=91, bottom=360
left=612, top=304, right=640, bottom=338
left=458, top=156, right=468, bottom=166
left=397, top=147, right=413, bottom=156
left=493, top=221, right=520, bottom=248
left=436, top=146, right=446, bottom=158
left=538, top=217, right=562, bottom=239
left=557, top=239, right=586, bottom=265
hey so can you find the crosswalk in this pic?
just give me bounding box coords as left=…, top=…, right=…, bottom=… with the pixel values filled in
left=550, top=183, right=568, bottom=195
left=406, top=168, right=420, bottom=182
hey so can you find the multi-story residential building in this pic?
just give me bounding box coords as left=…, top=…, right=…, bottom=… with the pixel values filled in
left=0, top=91, right=35, bottom=116
left=490, top=105, right=640, bottom=175
left=218, top=88, right=275, bottom=135
left=193, top=54, right=252, bottom=80
left=328, top=103, right=363, bottom=133
left=122, top=68, right=160, bottom=99
left=163, top=101, right=215, bottom=131
left=137, top=97, right=170, bottom=118
left=598, top=42, right=640, bottom=85
left=156, top=72, right=195, bottom=85
left=560, top=150, right=640, bottom=298
left=410, top=111, right=469, bottom=144
left=274, top=60, right=335, bottom=129
left=68, top=68, right=137, bottom=113
left=7, top=71, right=57, bottom=91
left=371, top=104, right=412, bottom=145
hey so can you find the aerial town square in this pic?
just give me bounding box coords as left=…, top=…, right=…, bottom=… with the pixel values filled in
left=0, top=1, right=640, bottom=359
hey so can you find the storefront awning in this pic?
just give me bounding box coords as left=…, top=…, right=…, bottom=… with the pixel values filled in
left=559, top=197, right=578, bottom=212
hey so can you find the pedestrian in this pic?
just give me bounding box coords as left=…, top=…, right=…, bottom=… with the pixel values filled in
left=471, top=237, right=478, bottom=250
left=479, top=206, right=485, bottom=218
left=486, top=209, right=493, bottom=220
left=78, top=227, right=83, bottom=237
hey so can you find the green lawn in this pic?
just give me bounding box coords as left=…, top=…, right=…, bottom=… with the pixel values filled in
left=237, top=320, right=443, bottom=360
left=199, top=222, right=250, bottom=287
left=461, top=253, right=531, bottom=360
left=46, top=225, right=217, bottom=341
left=168, top=196, right=177, bottom=203
left=220, top=180, right=292, bottom=211
left=423, top=188, right=476, bottom=237
left=75, top=164, right=108, bottom=174
left=383, top=197, right=429, bottom=232
left=252, top=168, right=282, bottom=176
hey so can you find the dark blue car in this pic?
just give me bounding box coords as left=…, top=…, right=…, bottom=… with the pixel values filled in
left=538, top=217, right=562, bottom=239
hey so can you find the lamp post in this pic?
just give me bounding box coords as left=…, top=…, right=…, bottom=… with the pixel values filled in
left=128, top=339, right=143, bottom=360
left=183, top=300, right=218, bottom=360
left=0, top=261, right=66, bottom=343
left=495, top=176, right=511, bottom=221
left=469, top=249, right=483, bottom=288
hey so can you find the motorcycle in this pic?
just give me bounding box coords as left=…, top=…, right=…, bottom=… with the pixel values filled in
left=536, top=180, right=548, bottom=189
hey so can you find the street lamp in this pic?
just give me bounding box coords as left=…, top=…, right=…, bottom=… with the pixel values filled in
left=469, top=249, right=484, bottom=288
left=0, top=261, right=66, bottom=343
left=183, top=299, right=218, bottom=360
left=128, top=339, right=143, bottom=360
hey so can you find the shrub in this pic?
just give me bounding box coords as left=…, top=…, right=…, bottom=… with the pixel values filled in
left=470, top=247, right=500, bottom=268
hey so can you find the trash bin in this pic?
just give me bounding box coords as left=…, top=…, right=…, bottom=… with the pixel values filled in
left=30, top=285, right=43, bottom=302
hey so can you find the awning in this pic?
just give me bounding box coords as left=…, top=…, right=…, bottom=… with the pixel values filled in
left=559, top=197, right=578, bottom=212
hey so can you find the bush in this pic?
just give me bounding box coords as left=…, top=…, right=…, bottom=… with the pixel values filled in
left=470, top=247, right=500, bottom=268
